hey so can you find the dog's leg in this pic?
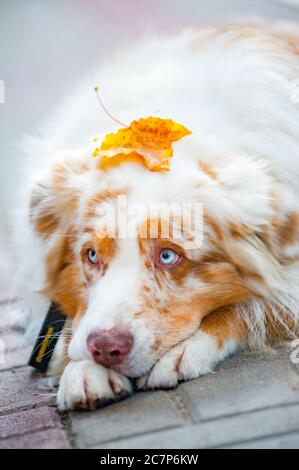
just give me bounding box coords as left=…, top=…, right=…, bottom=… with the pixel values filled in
left=46, top=328, right=71, bottom=377
left=56, top=360, right=133, bottom=411
left=137, top=308, right=248, bottom=390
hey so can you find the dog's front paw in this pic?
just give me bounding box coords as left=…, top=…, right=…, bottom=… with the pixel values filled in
left=57, top=360, right=132, bottom=411
left=136, top=331, right=228, bottom=390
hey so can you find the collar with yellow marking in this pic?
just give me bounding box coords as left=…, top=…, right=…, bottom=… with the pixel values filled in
left=28, top=303, right=66, bottom=373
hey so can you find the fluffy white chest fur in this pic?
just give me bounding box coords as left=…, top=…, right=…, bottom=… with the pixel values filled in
left=13, top=23, right=299, bottom=411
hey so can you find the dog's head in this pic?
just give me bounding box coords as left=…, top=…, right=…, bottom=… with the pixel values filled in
left=29, top=142, right=299, bottom=377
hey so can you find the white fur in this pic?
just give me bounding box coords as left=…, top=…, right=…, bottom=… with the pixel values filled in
left=136, top=331, right=237, bottom=390
left=12, top=23, right=299, bottom=410
left=57, top=360, right=132, bottom=411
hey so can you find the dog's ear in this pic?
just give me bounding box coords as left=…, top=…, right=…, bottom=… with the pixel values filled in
left=30, top=158, right=87, bottom=239
left=29, top=157, right=89, bottom=316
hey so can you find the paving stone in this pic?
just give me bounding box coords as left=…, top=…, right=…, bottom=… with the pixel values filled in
left=219, top=347, right=288, bottom=370
left=71, top=390, right=186, bottom=448
left=223, top=433, right=299, bottom=449
left=0, top=367, right=55, bottom=415
left=93, top=404, right=299, bottom=449
left=179, top=352, right=299, bottom=421
left=0, top=327, right=31, bottom=371
left=0, top=406, right=62, bottom=439
left=0, top=344, right=32, bottom=371
left=0, top=301, right=31, bottom=370
left=0, top=428, right=70, bottom=449
left=0, top=233, right=14, bottom=303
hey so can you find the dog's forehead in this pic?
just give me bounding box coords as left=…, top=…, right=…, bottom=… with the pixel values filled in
left=109, top=159, right=200, bottom=203
left=103, top=170, right=200, bottom=221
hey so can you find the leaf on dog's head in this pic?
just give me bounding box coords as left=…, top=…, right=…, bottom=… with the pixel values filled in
left=92, top=117, right=191, bottom=171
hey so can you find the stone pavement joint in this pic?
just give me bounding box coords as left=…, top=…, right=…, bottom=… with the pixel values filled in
left=223, top=432, right=299, bottom=449
left=167, top=388, right=196, bottom=425
left=0, top=428, right=70, bottom=449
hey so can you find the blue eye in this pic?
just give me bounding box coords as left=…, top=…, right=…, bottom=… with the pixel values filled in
left=159, top=249, right=180, bottom=266
left=87, top=249, right=99, bottom=265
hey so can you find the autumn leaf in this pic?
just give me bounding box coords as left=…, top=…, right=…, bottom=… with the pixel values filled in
left=93, top=116, right=191, bottom=171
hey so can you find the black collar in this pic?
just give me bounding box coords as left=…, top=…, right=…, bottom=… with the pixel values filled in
left=28, top=303, right=66, bottom=373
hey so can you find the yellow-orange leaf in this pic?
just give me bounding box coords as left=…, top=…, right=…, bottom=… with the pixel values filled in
left=93, top=117, right=191, bottom=171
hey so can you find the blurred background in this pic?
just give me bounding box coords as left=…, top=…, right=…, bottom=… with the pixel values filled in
left=0, top=0, right=299, bottom=288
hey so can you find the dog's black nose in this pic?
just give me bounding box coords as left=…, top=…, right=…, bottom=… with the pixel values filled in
left=87, top=328, right=133, bottom=368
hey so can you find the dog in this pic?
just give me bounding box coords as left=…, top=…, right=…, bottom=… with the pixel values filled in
left=13, top=22, right=299, bottom=411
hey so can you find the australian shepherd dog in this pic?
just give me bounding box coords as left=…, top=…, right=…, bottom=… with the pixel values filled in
left=13, top=22, right=299, bottom=410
